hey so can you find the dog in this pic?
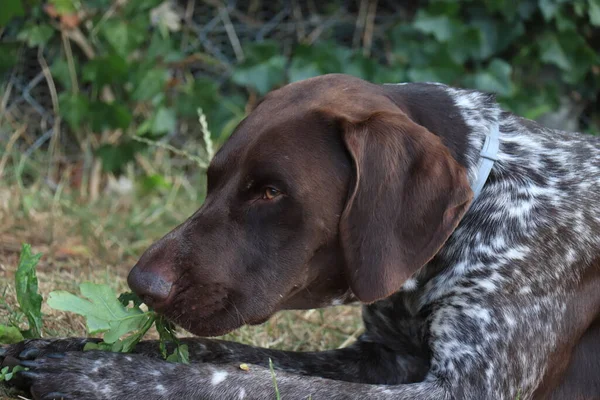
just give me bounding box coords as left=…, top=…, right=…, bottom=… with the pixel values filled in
left=2, top=74, right=599, bottom=399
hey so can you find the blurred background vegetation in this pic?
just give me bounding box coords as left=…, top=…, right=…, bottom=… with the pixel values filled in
left=0, top=0, right=599, bottom=377
left=1, top=0, right=599, bottom=186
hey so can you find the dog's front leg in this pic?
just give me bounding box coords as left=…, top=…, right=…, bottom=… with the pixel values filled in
left=133, top=336, right=430, bottom=384
left=5, top=349, right=446, bottom=400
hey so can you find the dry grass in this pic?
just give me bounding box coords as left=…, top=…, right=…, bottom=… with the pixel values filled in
left=0, top=153, right=362, bottom=399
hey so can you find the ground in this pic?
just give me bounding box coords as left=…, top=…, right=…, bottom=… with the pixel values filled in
left=0, top=180, right=362, bottom=399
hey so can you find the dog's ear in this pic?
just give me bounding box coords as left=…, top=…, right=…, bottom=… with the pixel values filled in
left=333, top=110, right=473, bottom=303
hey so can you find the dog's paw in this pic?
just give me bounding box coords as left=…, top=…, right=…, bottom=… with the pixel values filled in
left=15, top=351, right=123, bottom=399
left=1, top=338, right=97, bottom=367
left=10, top=350, right=184, bottom=400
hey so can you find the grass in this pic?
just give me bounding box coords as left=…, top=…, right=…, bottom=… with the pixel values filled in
left=0, top=143, right=363, bottom=399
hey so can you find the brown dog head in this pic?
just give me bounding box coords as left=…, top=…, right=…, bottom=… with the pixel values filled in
left=128, top=74, right=473, bottom=336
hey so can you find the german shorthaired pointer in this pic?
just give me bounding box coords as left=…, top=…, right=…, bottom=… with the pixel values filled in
left=2, top=74, right=599, bottom=399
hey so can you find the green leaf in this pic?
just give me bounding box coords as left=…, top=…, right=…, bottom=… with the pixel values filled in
left=95, top=141, right=142, bottom=174
left=118, top=292, right=144, bottom=308
left=151, top=107, right=176, bottom=136
left=15, top=243, right=43, bottom=339
left=412, top=11, right=460, bottom=42
left=131, top=68, right=168, bottom=101
left=58, top=93, right=90, bottom=130
left=447, top=26, right=483, bottom=63
left=82, top=54, right=128, bottom=88
left=140, top=174, right=171, bottom=193
left=468, top=59, right=515, bottom=97
left=17, top=24, right=55, bottom=48
left=155, top=316, right=189, bottom=363
left=166, top=344, right=189, bottom=363
left=232, top=56, right=286, bottom=95
left=47, top=282, right=153, bottom=343
left=0, top=324, right=24, bottom=344
left=101, top=17, right=148, bottom=58
left=84, top=341, right=113, bottom=351
left=50, top=0, right=77, bottom=14
left=89, top=101, right=132, bottom=132
left=589, top=0, right=600, bottom=25
left=147, top=31, right=183, bottom=62
left=0, top=365, right=27, bottom=382
left=539, top=0, right=558, bottom=20
left=539, top=34, right=570, bottom=70
left=288, top=60, right=321, bottom=82
left=0, top=43, right=21, bottom=76
left=0, top=0, right=24, bottom=27
left=51, top=58, right=78, bottom=91
left=174, top=78, right=221, bottom=118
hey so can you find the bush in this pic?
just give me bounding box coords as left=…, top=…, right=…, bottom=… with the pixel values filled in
left=1, top=0, right=599, bottom=177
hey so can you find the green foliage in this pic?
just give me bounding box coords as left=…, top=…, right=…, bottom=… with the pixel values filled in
left=48, top=285, right=189, bottom=360
left=0, top=0, right=25, bottom=27
left=156, top=316, right=189, bottom=363
left=48, top=283, right=155, bottom=352
left=15, top=244, right=44, bottom=339
left=0, top=325, right=24, bottom=344
left=0, top=365, right=28, bottom=382
left=1, top=0, right=598, bottom=176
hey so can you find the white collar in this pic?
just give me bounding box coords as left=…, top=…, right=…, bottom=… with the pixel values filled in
left=471, top=125, right=500, bottom=199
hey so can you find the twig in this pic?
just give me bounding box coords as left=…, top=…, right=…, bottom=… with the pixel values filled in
left=0, top=125, right=26, bottom=179
left=362, top=0, right=378, bottom=57
left=219, top=7, right=244, bottom=62
left=65, top=28, right=95, bottom=59
left=337, top=326, right=364, bottom=349
left=353, top=0, right=368, bottom=49
left=291, top=0, right=305, bottom=41
left=0, top=77, right=14, bottom=128
left=180, top=0, right=195, bottom=51
left=61, top=31, right=79, bottom=93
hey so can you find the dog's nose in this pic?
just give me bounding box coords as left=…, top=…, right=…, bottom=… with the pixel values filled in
left=127, top=265, right=173, bottom=306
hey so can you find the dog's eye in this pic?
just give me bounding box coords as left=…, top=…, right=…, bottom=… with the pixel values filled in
left=262, top=187, right=281, bottom=200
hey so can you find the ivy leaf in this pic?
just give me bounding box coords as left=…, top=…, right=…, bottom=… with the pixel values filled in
left=82, top=54, right=128, bottom=88
left=101, top=17, right=148, bottom=58
left=468, top=59, right=514, bottom=97
left=131, top=68, right=168, bottom=101
left=17, top=24, right=55, bottom=47
left=89, top=101, right=132, bottom=132
left=50, top=0, right=78, bottom=14
left=232, top=42, right=287, bottom=94
left=0, top=324, right=24, bottom=344
left=0, top=42, right=21, bottom=77
left=95, top=141, right=142, bottom=174
left=47, top=282, right=153, bottom=343
left=589, top=0, right=600, bottom=26
left=15, top=243, right=43, bottom=339
left=58, top=93, right=90, bottom=130
left=51, top=58, right=78, bottom=91
left=150, top=107, right=177, bottom=136
left=539, top=0, right=558, bottom=21
left=412, top=11, right=460, bottom=42
left=232, top=56, right=286, bottom=95
left=0, top=0, right=24, bottom=27
left=539, top=34, right=570, bottom=70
